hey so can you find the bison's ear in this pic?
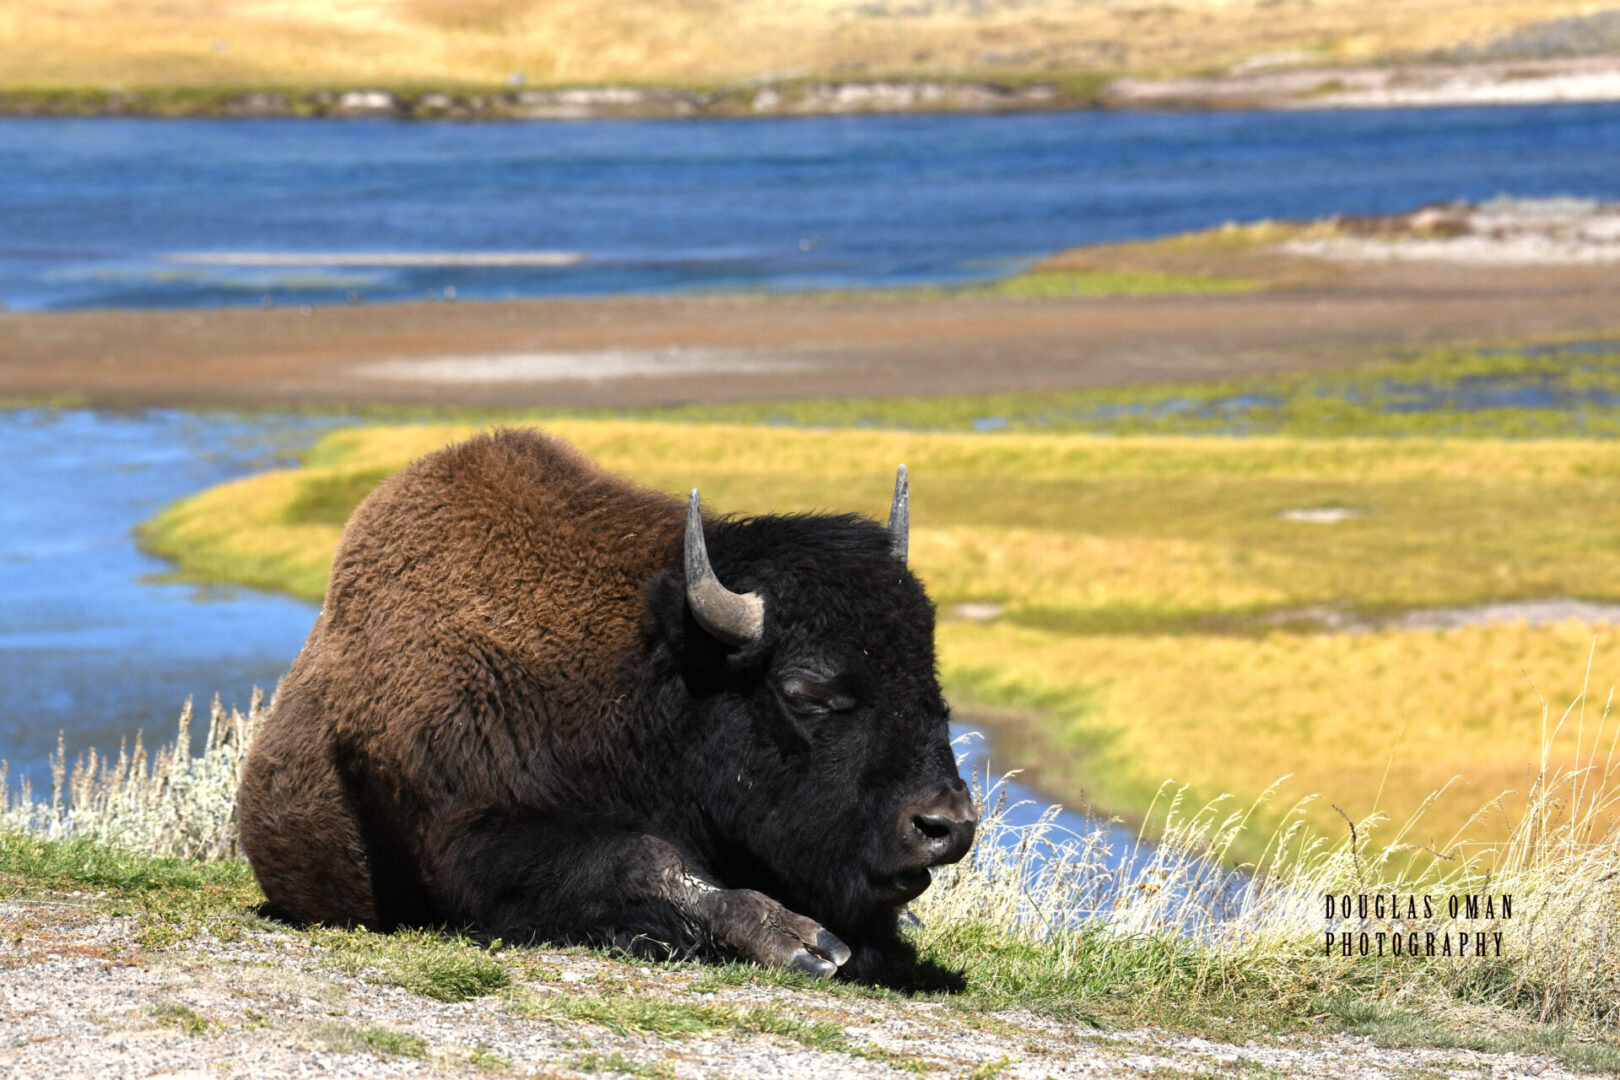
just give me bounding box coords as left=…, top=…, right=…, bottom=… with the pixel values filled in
left=643, top=568, right=693, bottom=652
left=644, top=568, right=761, bottom=700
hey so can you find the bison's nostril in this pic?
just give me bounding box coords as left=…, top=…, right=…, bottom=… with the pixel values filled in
left=912, top=813, right=953, bottom=843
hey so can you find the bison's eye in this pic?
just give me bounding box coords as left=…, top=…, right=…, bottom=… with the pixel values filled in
left=779, top=675, right=855, bottom=717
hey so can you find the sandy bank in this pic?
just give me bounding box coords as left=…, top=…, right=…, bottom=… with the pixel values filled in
left=3, top=251, right=1616, bottom=411
left=1109, top=56, right=1620, bottom=111
left=1281, top=198, right=1620, bottom=266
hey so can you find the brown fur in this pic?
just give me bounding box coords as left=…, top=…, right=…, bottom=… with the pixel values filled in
left=239, top=429, right=681, bottom=925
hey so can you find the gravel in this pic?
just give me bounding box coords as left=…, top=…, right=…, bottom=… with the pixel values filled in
left=0, top=900, right=1593, bottom=1079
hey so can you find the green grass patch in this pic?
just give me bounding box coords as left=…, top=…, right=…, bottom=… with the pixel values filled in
left=508, top=991, right=848, bottom=1050
left=283, top=466, right=396, bottom=526
left=153, top=1001, right=211, bottom=1035
left=809, top=266, right=1263, bottom=303
left=567, top=1051, right=668, bottom=1076
left=957, top=268, right=1262, bottom=298
left=0, top=831, right=260, bottom=915
left=1325, top=996, right=1620, bottom=1074
left=602, top=342, right=1620, bottom=438
left=305, top=924, right=512, bottom=1002
left=315, top=1022, right=429, bottom=1058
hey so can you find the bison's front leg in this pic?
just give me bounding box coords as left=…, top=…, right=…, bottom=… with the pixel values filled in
left=425, top=809, right=851, bottom=978
left=661, top=870, right=853, bottom=978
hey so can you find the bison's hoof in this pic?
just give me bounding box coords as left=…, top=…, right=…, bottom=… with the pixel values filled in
left=789, top=928, right=851, bottom=979
left=813, top=927, right=853, bottom=967
left=791, top=950, right=838, bottom=979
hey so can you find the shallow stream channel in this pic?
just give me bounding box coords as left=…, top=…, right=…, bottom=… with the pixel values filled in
left=1, top=409, right=1170, bottom=920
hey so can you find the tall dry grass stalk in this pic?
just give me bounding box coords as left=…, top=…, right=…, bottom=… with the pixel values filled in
left=0, top=692, right=264, bottom=862
left=920, top=683, right=1620, bottom=1027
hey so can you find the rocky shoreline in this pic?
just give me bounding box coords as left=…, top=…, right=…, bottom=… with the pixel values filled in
left=5, top=56, right=1620, bottom=120
left=0, top=79, right=1085, bottom=121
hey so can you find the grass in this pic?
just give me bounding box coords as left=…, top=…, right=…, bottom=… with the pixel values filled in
left=508, top=992, right=848, bottom=1050
left=0, top=830, right=260, bottom=915
left=153, top=1001, right=211, bottom=1035
left=815, top=267, right=1265, bottom=304
left=138, top=412, right=1620, bottom=851
left=0, top=0, right=1595, bottom=95
left=316, top=1022, right=429, bottom=1058
left=304, top=924, right=513, bottom=1002
left=598, top=343, right=1620, bottom=439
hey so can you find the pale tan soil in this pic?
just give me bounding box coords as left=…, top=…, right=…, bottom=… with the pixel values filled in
left=1282, top=198, right=1620, bottom=265
left=3, top=258, right=1617, bottom=411
left=1108, top=55, right=1620, bottom=110
left=0, top=900, right=1591, bottom=1079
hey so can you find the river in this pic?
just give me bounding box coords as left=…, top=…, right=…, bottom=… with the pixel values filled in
left=3, top=103, right=1619, bottom=310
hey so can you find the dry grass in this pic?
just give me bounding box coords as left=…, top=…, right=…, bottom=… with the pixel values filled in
left=0, top=0, right=1601, bottom=91
left=0, top=694, right=263, bottom=862
left=921, top=683, right=1620, bottom=1031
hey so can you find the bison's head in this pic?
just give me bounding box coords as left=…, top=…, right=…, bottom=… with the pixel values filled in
left=645, top=468, right=975, bottom=981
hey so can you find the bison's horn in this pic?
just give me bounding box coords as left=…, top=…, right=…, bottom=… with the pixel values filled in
left=685, top=489, right=765, bottom=647
left=887, top=464, right=909, bottom=564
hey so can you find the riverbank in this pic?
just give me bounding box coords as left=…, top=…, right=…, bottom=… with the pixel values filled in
left=7, top=56, right=1620, bottom=119
left=4, top=248, right=1616, bottom=412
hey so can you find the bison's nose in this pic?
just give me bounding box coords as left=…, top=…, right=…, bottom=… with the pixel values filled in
left=905, top=781, right=976, bottom=867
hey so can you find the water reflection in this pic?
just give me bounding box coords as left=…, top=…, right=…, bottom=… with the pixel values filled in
left=949, top=726, right=1250, bottom=933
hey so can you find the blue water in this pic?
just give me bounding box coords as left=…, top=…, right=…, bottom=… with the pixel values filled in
left=0, top=410, right=347, bottom=789
left=4, top=104, right=1619, bottom=310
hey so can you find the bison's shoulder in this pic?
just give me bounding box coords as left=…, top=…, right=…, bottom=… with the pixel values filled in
left=319, top=427, right=683, bottom=665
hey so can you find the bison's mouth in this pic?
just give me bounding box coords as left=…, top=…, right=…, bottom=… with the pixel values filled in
left=871, top=868, right=931, bottom=907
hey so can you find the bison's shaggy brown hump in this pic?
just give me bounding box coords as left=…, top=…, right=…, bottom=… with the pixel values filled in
left=327, top=428, right=685, bottom=664
left=239, top=429, right=690, bottom=928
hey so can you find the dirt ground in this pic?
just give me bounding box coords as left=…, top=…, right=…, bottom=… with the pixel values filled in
left=3, top=259, right=1617, bottom=412
left=0, top=900, right=1596, bottom=1080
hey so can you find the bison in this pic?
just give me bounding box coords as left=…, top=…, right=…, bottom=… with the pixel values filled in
left=238, top=428, right=975, bottom=981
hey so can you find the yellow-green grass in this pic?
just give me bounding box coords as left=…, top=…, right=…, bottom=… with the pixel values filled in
left=945, top=620, right=1618, bottom=861
left=0, top=0, right=1598, bottom=94
left=573, top=342, right=1620, bottom=440
left=825, top=268, right=1264, bottom=304
left=965, top=268, right=1262, bottom=298
left=140, top=420, right=1620, bottom=858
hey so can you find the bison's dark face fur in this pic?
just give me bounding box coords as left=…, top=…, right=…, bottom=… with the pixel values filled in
left=649, top=515, right=969, bottom=959
left=237, top=430, right=973, bottom=985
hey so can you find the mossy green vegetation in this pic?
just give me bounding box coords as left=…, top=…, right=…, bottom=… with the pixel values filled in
left=315, top=1023, right=430, bottom=1058
left=609, top=343, right=1620, bottom=438
left=811, top=266, right=1264, bottom=303
left=0, top=831, right=260, bottom=912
